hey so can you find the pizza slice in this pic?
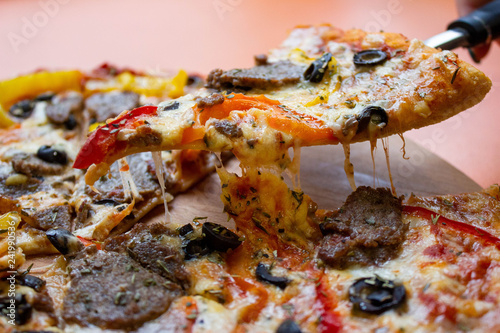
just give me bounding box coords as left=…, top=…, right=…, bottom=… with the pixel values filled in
left=73, top=25, right=491, bottom=186
left=0, top=65, right=217, bottom=269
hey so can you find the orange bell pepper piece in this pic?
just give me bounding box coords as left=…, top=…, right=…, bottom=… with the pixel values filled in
left=182, top=94, right=338, bottom=145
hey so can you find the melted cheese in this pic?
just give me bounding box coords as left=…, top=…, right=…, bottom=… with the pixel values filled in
left=381, top=137, right=396, bottom=195
left=342, top=143, right=356, bottom=191
left=151, top=151, right=171, bottom=224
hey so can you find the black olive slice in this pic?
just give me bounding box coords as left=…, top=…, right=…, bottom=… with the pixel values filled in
left=0, top=293, right=32, bottom=325
left=202, top=222, right=242, bottom=252
left=187, top=75, right=203, bottom=86
left=318, top=221, right=330, bottom=236
left=46, top=228, right=84, bottom=255
left=353, top=49, right=387, bottom=66
left=160, top=101, right=180, bottom=111
left=349, top=276, right=406, bottom=314
left=64, top=113, right=78, bottom=130
left=9, top=99, right=35, bottom=119
left=276, top=318, right=302, bottom=333
left=34, top=92, right=55, bottom=102
left=178, top=223, right=194, bottom=236
left=16, top=274, right=46, bottom=292
left=304, top=52, right=333, bottom=83
left=36, top=145, right=68, bottom=165
left=356, top=106, right=388, bottom=134
left=94, top=199, right=122, bottom=206
left=182, top=238, right=212, bottom=260
left=255, top=262, right=290, bottom=289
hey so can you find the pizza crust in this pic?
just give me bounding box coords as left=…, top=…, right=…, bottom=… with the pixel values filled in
left=352, top=40, right=491, bottom=143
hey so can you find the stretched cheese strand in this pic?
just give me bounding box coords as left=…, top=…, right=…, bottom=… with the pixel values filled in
left=291, top=144, right=302, bottom=191
left=118, top=157, right=140, bottom=200
left=214, top=152, right=226, bottom=173
left=342, top=143, right=356, bottom=191
left=381, top=137, right=396, bottom=195
left=283, top=144, right=302, bottom=191
left=151, top=151, right=172, bottom=224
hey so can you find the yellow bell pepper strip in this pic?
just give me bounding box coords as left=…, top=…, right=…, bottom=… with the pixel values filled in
left=0, top=70, right=83, bottom=128
left=84, top=69, right=188, bottom=98
left=0, top=105, right=15, bottom=128
left=0, top=70, right=83, bottom=110
left=0, top=212, right=21, bottom=232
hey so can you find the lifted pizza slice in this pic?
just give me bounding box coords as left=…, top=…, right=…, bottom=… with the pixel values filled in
left=74, top=25, right=491, bottom=185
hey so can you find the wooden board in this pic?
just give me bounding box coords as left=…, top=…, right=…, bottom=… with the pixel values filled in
left=148, top=138, right=481, bottom=227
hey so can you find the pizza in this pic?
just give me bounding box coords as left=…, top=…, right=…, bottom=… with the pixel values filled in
left=0, top=24, right=498, bottom=333
left=0, top=63, right=218, bottom=266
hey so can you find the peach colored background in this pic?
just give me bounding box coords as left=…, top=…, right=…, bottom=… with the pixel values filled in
left=0, top=0, right=498, bottom=188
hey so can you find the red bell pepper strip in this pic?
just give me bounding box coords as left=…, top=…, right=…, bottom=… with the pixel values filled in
left=315, top=277, right=342, bottom=333
left=76, top=236, right=102, bottom=250
left=403, top=205, right=500, bottom=250
left=73, top=105, right=158, bottom=169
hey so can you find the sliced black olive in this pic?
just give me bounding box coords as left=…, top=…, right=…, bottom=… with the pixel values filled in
left=178, top=223, right=194, bottom=236
left=255, top=262, right=290, bottom=289
left=46, top=228, right=84, bottom=255
left=304, top=52, right=333, bottom=83
left=160, top=101, right=180, bottom=111
left=349, top=276, right=406, bottom=314
left=36, top=145, right=68, bottom=165
left=353, top=49, right=387, bottom=66
left=318, top=221, right=329, bottom=236
left=15, top=274, right=45, bottom=292
left=0, top=294, right=32, bottom=325
left=34, top=92, right=55, bottom=102
left=187, top=74, right=203, bottom=86
left=64, top=113, right=78, bottom=130
left=276, top=318, right=302, bottom=333
left=356, top=106, right=388, bottom=134
left=94, top=199, right=122, bottom=206
left=202, top=222, right=242, bottom=252
left=182, top=238, right=212, bottom=260
left=9, top=99, right=35, bottom=119
left=319, top=218, right=339, bottom=236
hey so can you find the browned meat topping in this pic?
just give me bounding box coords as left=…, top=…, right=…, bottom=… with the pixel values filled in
left=196, top=93, right=225, bottom=108
left=317, top=187, right=407, bottom=268
left=62, top=247, right=183, bottom=330
left=22, top=204, right=74, bottom=230
left=11, top=153, right=66, bottom=177
left=205, top=60, right=305, bottom=90
left=186, top=74, right=204, bottom=88
left=213, top=120, right=243, bottom=138
left=104, top=223, right=190, bottom=290
left=0, top=177, right=46, bottom=202
left=85, top=91, right=140, bottom=122
left=32, top=289, right=56, bottom=315
left=128, top=125, right=162, bottom=148
left=45, top=92, right=83, bottom=124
